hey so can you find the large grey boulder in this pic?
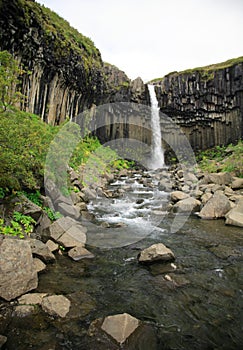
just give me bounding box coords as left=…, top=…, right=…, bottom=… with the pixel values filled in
left=225, top=199, right=243, bottom=227
left=28, top=238, right=56, bottom=262
left=41, top=295, right=71, bottom=318
left=138, top=243, right=175, bottom=263
left=170, top=191, right=189, bottom=202
left=201, top=172, right=232, bottom=185
left=101, top=313, right=139, bottom=344
left=173, top=197, right=201, bottom=213
left=57, top=225, right=87, bottom=248
left=198, top=193, right=231, bottom=219
left=231, top=178, right=243, bottom=190
left=0, top=238, right=38, bottom=301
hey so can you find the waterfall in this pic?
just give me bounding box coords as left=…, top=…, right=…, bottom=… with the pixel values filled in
left=148, top=84, right=164, bottom=169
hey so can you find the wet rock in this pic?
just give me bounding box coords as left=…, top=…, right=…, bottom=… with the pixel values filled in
left=33, top=258, right=46, bottom=272
left=0, top=335, right=7, bottom=348
left=173, top=197, right=201, bottom=213
left=198, top=193, right=231, bottom=219
left=225, top=199, right=243, bottom=227
left=83, top=187, right=97, bottom=201
left=41, top=295, right=71, bottom=318
left=149, top=262, right=177, bottom=275
left=138, top=243, right=175, bottom=263
left=231, top=177, right=243, bottom=189
left=101, top=313, right=139, bottom=344
left=80, top=210, right=95, bottom=221
left=170, top=191, right=189, bottom=202
left=209, top=245, right=240, bottom=259
left=46, top=239, right=59, bottom=252
left=14, top=305, right=36, bottom=317
left=18, top=293, right=47, bottom=305
left=0, top=238, right=38, bottom=301
left=68, top=246, right=94, bottom=261
left=75, top=202, right=88, bottom=211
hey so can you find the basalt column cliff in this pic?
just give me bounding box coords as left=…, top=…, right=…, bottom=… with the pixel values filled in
left=153, top=59, right=243, bottom=151
left=0, top=0, right=146, bottom=125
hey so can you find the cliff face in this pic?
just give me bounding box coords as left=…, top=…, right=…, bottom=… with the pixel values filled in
left=0, top=0, right=146, bottom=125
left=153, top=59, right=243, bottom=150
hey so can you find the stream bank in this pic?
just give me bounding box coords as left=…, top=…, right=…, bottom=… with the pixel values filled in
left=0, top=166, right=243, bottom=349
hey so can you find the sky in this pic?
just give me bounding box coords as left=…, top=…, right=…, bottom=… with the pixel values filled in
left=37, top=0, right=243, bottom=82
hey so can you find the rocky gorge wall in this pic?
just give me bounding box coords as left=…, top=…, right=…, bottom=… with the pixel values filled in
left=153, top=60, right=243, bottom=151
left=0, top=0, right=146, bottom=125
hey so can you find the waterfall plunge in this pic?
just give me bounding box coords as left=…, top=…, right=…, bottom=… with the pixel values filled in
left=148, top=84, right=164, bottom=169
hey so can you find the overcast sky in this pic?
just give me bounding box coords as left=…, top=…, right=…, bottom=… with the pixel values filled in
left=37, top=0, right=243, bottom=82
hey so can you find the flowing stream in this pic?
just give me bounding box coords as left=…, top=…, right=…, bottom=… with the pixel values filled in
left=148, top=84, right=164, bottom=169
left=4, top=170, right=243, bottom=350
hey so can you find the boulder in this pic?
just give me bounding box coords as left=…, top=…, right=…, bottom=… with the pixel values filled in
left=173, top=197, right=201, bottom=213
left=225, top=199, right=243, bottom=227
left=201, top=172, right=232, bottom=185
left=57, top=225, right=86, bottom=248
left=138, top=243, right=175, bottom=263
left=0, top=335, right=7, bottom=348
left=28, top=238, right=56, bottom=262
left=18, top=293, right=47, bottom=305
left=231, top=178, right=243, bottom=190
left=170, top=191, right=189, bottom=202
left=46, top=239, right=59, bottom=252
left=47, top=216, right=78, bottom=241
left=198, top=193, right=231, bottom=219
left=14, top=305, right=36, bottom=317
left=41, top=295, right=71, bottom=318
left=68, top=246, right=94, bottom=261
left=57, top=202, right=80, bottom=219
left=33, top=258, right=46, bottom=272
left=201, top=192, right=213, bottom=204
left=0, top=238, right=38, bottom=301
left=15, top=195, right=43, bottom=222
left=101, top=313, right=139, bottom=344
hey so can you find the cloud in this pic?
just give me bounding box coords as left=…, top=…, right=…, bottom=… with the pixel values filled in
left=38, top=0, right=243, bottom=80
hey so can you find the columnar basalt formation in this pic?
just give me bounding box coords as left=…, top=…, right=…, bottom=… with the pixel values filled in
left=0, top=0, right=146, bottom=125
left=153, top=60, right=243, bottom=151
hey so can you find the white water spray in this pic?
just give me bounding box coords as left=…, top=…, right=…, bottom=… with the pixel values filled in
left=148, top=84, right=164, bottom=169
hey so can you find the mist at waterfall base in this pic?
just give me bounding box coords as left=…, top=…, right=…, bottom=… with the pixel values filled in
left=148, top=84, right=165, bottom=170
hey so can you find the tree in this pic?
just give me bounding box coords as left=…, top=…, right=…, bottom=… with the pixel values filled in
left=0, top=50, right=24, bottom=112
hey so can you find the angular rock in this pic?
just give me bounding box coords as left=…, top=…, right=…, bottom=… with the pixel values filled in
left=33, top=258, right=46, bottom=272
left=57, top=202, right=80, bottom=219
left=16, top=195, right=43, bottom=221
left=138, top=243, right=175, bottom=263
left=231, top=178, right=243, bottom=189
left=0, top=335, right=7, bottom=348
left=46, top=239, right=59, bottom=252
left=83, top=187, right=97, bottom=201
left=170, top=191, right=189, bottom=202
left=14, top=305, right=36, bottom=317
left=201, top=192, right=213, bottom=204
left=101, top=313, right=139, bottom=344
left=18, top=293, right=47, bottom=305
left=57, top=225, right=86, bottom=248
left=173, top=197, right=201, bottom=213
left=198, top=193, right=231, bottom=219
left=28, top=238, right=55, bottom=262
left=48, top=216, right=77, bottom=241
left=68, top=246, right=94, bottom=261
left=225, top=199, right=243, bottom=227
left=41, top=295, right=71, bottom=318
left=201, top=173, right=232, bottom=185
left=0, top=238, right=38, bottom=301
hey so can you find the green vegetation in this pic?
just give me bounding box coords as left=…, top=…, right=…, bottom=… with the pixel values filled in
left=0, top=108, right=57, bottom=190
left=17, top=0, right=101, bottom=69
left=150, top=56, right=243, bottom=83
left=0, top=212, right=36, bottom=238
left=197, top=140, right=243, bottom=177
left=0, top=50, right=25, bottom=112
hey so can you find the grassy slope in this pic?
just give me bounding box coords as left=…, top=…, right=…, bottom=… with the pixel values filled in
left=150, top=56, right=243, bottom=83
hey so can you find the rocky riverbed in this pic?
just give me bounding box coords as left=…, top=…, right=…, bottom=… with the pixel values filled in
left=0, top=166, right=243, bottom=349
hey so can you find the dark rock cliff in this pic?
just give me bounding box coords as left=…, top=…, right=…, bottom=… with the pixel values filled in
left=0, top=0, right=146, bottom=125
left=152, top=59, right=243, bottom=151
